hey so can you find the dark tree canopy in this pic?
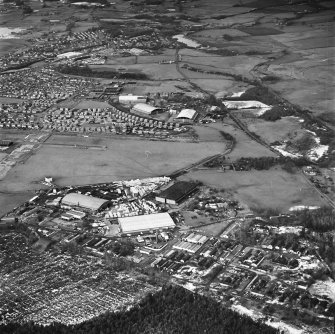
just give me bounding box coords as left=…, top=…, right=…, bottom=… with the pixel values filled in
left=0, top=285, right=278, bottom=334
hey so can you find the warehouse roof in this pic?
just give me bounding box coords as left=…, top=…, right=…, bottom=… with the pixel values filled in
left=176, top=109, right=197, bottom=120
left=119, top=212, right=175, bottom=234
left=157, top=181, right=198, bottom=203
left=62, top=193, right=109, bottom=211
left=132, top=103, right=161, bottom=115
left=119, top=95, right=147, bottom=102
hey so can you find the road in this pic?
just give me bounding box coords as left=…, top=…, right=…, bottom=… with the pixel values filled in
left=174, top=47, right=335, bottom=210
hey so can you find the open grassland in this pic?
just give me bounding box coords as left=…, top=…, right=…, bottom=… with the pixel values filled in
left=120, top=80, right=194, bottom=95
left=208, top=123, right=277, bottom=160
left=0, top=136, right=226, bottom=192
left=246, top=116, right=304, bottom=144
left=0, top=190, right=35, bottom=217
left=179, top=168, right=325, bottom=212
left=180, top=52, right=264, bottom=77
left=90, top=63, right=183, bottom=80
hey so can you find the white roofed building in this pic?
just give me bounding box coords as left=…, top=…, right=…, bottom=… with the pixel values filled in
left=61, top=193, right=109, bottom=211
left=132, top=103, right=162, bottom=115
left=119, top=95, right=147, bottom=104
left=176, top=109, right=198, bottom=121
left=119, top=212, right=175, bottom=235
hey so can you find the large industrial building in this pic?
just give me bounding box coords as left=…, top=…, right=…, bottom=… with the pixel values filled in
left=155, top=181, right=199, bottom=205
left=118, top=212, right=175, bottom=235
left=176, top=109, right=198, bottom=122
left=119, top=95, right=147, bottom=104
left=132, top=103, right=162, bottom=115
left=61, top=193, right=109, bottom=211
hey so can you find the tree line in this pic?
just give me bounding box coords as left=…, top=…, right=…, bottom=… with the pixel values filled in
left=204, top=156, right=310, bottom=171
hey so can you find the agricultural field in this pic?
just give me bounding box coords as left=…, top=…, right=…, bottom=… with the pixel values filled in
left=179, top=167, right=325, bottom=212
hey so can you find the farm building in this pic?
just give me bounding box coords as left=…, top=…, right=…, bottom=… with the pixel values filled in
left=132, top=103, right=162, bottom=115
left=155, top=181, right=199, bottom=205
left=176, top=109, right=198, bottom=121
left=118, top=212, right=175, bottom=235
left=118, top=95, right=147, bottom=104
left=61, top=193, right=109, bottom=211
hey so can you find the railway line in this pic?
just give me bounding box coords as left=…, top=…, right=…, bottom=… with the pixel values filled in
left=174, top=47, right=335, bottom=210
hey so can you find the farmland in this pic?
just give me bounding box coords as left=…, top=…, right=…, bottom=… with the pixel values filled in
left=179, top=167, right=325, bottom=212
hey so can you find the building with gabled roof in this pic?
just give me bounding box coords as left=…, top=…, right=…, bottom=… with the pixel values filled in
left=61, top=193, right=109, bottom=211
left=132, top=103, right=162, bottom=115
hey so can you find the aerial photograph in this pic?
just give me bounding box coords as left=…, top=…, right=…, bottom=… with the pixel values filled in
left=0, top=0, right=334, bottom=333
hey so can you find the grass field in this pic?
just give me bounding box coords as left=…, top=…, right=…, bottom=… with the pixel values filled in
left=246, top=117, right=304, bottom=144
left=208, top=122, right=277, bottom=159
left=90, top=63, right=183, bottom=80
left=0, top=191, right=35, bottom=217
left=179, top=167, right=325, bottom=212
left=0, top=136, right=226, bottom=192
left=182, top=211, right=230, bottom=237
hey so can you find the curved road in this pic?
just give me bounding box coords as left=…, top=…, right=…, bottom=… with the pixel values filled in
left=174, top=47, right=335, bottom=210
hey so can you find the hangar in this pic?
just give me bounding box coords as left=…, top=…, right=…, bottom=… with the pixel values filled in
left=155, top=181, right=199, bottom=205
left=61, top=193, right=109, bottom=211
left=176, top=109, right=198, bottom=121
left=119, top=95, right=147, bottom=104
left=132, top=103, right=162, bottom=115
left=118, top=212, right=175, bottom=235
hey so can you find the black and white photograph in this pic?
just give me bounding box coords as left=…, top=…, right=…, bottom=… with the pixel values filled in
left=0, top=0, right=334, bottom=333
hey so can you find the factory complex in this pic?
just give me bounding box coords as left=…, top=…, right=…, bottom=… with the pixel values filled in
left=118, top=212, right=176, bottom=235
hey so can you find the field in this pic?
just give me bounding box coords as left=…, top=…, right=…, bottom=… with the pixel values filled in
left=0, top=135, right=226, bottom=191
left=179, top=167, right=325, bottom=212
left=208, top=122, right=277, bottom=160
left=90, top=63, right=183, bottom=80
left=246, top=116, right=304, bottom=144
left=182, top=211, right=230, bottom=237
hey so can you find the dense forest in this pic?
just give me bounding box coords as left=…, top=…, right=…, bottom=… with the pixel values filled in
left=0, top=285, right=279, bottom=334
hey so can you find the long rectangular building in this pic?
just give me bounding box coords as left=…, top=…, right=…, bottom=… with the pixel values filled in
left=156, top=181, right=198, bottom=205
left=118, top=212, right=175, bottom=235
left=61, top=193, right=109, bottom=211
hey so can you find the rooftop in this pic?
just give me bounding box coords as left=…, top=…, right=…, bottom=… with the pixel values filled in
left=157, top=181, right=198, bottom=203
left=119, top=212, right=175, bottom=234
